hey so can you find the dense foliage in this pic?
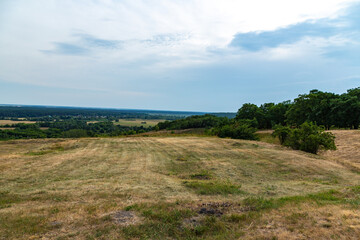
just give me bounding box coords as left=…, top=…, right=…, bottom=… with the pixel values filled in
left=157, top=115, right=258, bottom=140
left=236, top=88, right=360, bottom=129
left=272, top=122, right=336, bottom=154
left=157, top=114, right=231, bottom=130
left=210, top=120, right=258, bottom=140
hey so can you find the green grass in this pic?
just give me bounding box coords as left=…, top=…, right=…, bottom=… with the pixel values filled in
left=0, top=214, right=47, bottom=237
left=184, top=180, right=243, bottom=195
left=257, top=132, right=280, bottom=145
left=121, top=202, right=234, bottom=239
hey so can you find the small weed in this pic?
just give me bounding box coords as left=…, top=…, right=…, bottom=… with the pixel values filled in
left=190, top=170, right=212, bottom=180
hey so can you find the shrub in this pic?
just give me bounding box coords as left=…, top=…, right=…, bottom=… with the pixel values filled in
left=273, top=122, right=336, bottom=154
left=215, top=123, right=258, bottom=140
left=272, top=125, right=291, bottom=144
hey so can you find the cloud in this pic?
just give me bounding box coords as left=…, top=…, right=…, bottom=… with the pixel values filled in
left=41, top=42, right=89, bottom=55
left=229, top=2, right=360, bottom=52
left=1, top=0, right=360, bottom=111
left=40, top=33, right=122, bottom=56
left=76, top=33, right=122, bottom=49
left=229, top=21, right=336, bottom=51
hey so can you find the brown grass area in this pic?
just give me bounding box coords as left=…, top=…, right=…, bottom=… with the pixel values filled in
left=0, top=133, right=360, bottom=239
left=243, top=202, right=360, bottom=239
left=321, top=130, right=360, bottom=172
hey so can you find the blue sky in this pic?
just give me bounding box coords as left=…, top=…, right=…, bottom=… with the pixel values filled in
left=0, top=0, right=359, bottom=112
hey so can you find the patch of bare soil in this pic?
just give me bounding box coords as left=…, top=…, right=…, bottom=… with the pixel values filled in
left=110, top=211, right=143, bottom=226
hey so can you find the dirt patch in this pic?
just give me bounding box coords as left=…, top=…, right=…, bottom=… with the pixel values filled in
left=110, top=211, right=143, bottom=226
left=183, top=202, right=234, bottom=228
left=197, top=202, right=235, bottom=216
left=198, top=207, right=223, bottom=216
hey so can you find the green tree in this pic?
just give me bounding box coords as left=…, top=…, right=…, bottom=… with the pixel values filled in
left=236, top=103, right=266, bottom=128
left=286, top=90, right=338, bottom=129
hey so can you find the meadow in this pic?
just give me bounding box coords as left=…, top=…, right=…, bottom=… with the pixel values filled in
left=0, top=131, right=360, bottom=239
left=85, top=119, right=164, bottom=127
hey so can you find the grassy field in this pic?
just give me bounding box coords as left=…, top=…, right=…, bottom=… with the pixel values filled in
left=0, top=131, right=360, bottom=239
left=0, top=120, right=36, bottom=125
left=114, top=119, right=164, bottom=127
left=87, top=119, right=165, bottom=127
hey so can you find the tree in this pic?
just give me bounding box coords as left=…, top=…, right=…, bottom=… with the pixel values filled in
left=285, top=90, right=338, bottom=129
left=236, top=103, right=266, bottom=128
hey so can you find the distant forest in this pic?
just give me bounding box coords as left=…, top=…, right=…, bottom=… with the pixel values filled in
left=0, top=106, right=204, bottom=120
left=0, top=87, right=359, bottom=142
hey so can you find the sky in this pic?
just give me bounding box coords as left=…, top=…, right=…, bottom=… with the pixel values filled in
left=0, top=0, right=359, bottom=112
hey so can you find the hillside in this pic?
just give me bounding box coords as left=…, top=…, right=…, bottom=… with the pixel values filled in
left=1, top=132, right=360, bottom=239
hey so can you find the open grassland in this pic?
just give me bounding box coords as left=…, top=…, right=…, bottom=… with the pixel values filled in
left=87, top=119, right=165, bottom=127
left=0, top=120, right=36, bottom=125
left=114, top=119, right=164, bottom=127
left=1, top=131, right=360, bottom=239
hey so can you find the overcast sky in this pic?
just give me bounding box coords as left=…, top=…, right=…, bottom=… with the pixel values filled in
left=0, top=0, right=359, bottom=112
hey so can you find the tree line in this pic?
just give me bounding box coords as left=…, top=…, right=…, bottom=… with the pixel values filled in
left=0, top=106, right=192, bottom=120
left=156, top=87, right=360, bottom=132
left=236, top=88, right=360, bottom=130
left=0, top=121, right=151, bottom=140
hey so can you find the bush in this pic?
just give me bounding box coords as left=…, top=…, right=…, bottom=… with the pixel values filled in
left=61, top=129, right=88, bottom=138
left=273, top=122, right=336, bottom=154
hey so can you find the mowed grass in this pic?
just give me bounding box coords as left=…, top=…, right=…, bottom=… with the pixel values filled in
left=1, top=133, right=360, bottom=239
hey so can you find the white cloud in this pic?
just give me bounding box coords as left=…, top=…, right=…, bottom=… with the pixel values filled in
left=0, top=0, right=359, bottom=91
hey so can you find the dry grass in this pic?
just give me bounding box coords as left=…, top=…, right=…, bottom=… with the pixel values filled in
left=0, top=131, right=360, bottom=239
left=242, top=199, right=360, bottom=239
left=321, top=130, right=360, bottom=172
